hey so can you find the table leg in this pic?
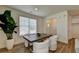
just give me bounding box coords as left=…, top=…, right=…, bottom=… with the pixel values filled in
left=28, top=43, right=33, bottom=53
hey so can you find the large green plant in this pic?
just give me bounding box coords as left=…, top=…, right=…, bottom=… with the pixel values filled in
left=0, top=10, right=17, bottom=40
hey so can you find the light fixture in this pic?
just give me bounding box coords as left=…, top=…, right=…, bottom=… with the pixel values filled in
left=34, top=8, right=38, bottom=11
left=47, top=20, right=51, bottom=27
left=47, top=24, right=50, bottom=27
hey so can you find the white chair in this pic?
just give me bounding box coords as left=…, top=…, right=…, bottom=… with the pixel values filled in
left=33, top=39, right=49, bottom=53
left=75, top=39, right=79, bottom=53
left=49, top=35, right=58, bottom=51
left=24, top=40, right=28, bottom=47
left=24, top=40, right=33, bottom=47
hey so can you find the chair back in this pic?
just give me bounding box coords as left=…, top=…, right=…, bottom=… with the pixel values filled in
left=33, top=39, right=49, bottom=53
left=49, top=35, right=58, bottom=43
left=48, top=35, right=58, bottom=51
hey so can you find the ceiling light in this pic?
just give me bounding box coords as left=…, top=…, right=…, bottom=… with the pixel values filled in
left=34, top=8, right=38, bottom=11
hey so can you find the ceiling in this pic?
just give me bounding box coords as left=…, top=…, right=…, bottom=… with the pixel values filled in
left=7, top=5, right=79, bottom=17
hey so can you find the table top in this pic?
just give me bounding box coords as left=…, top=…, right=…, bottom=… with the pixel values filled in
left=23, top=33, right=52, bottom=42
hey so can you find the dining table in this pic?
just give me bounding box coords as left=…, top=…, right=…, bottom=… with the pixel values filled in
left=23, top=33, right=52, bottom=52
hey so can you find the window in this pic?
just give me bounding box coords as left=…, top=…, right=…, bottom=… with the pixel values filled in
left=30, top=19, right=37, bottom=34
left=19, top=16, right=37, bottom=36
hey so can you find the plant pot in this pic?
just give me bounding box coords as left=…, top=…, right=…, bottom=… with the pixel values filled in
left=6, top=39, right=14, bottom=50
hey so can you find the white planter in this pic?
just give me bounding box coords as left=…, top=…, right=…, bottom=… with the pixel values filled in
left=6, top=39, right=14, bottom=50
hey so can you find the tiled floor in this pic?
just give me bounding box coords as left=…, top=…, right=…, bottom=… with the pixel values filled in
left=0, top=39, right=75, bottom=53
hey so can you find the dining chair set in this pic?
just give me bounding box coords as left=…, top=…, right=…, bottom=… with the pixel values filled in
left=24, top=35, right=58, bottom=53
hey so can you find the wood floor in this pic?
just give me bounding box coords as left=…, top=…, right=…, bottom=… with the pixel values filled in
left=55, top=39, right=75, bottom=53
left=0, top=39, right=75, bottom=53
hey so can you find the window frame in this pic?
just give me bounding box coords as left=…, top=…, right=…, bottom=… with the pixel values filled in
left=19, top=16, right=37, bottom=36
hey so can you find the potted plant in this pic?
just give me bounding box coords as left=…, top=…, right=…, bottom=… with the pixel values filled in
left=0, top=10, right=17, bottom=50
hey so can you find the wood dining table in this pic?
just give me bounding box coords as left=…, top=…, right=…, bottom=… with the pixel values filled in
left=23, top=33, right=52, bottom=42
left=23, top=33, right=52, bottom=52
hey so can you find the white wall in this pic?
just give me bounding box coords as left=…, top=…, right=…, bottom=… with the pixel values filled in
left=70, top=16, right=79, bottom=38
left=45, top=11, right=68, bottom=43
left=68, top=15, right=72, bottom=40
left=43, top=18, right=57, bottom=34
left=0, top=6, right=44, bottom=49
left=0, top=30, right=6, bottom=48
